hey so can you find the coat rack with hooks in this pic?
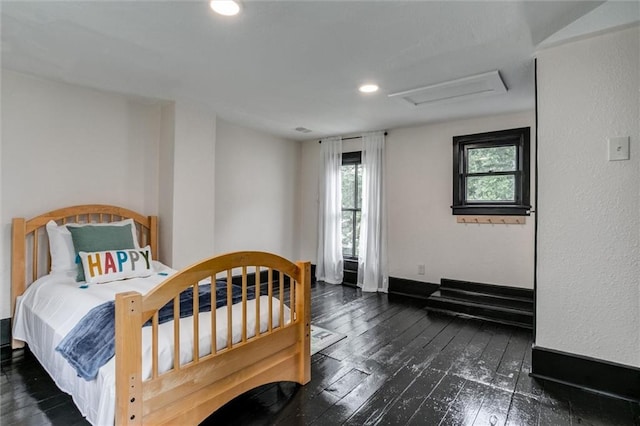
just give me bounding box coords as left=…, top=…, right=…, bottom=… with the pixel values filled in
left=457, top=216, right=526, bottom=225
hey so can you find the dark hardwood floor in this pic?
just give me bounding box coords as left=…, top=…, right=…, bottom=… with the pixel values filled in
left=2, top=281, right=639, bottom=425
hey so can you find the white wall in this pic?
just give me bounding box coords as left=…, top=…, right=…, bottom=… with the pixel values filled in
left=1, top=71, right=303, bottom=322
left=1, top=70, right=161, bottom=318
left=169, top=101, right=216, bottom=269
left=0, top=70, right=4, bottom=320
left=388, top=113, right=535, bottom=288
left=215, top=118, right=300, bottom=260
left=299, top=111, right=536, bottom=288
left=299, top=140, right=320, bottom=263
left=158, top=103, right=176, bottom=265
left=536, top=26, right=640, bottom=367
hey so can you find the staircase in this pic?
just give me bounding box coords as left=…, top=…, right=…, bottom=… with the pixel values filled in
left=425, top=279, right=533, bottom=329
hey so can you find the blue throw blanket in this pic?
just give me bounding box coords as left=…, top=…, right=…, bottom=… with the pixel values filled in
left=56, top=280, right=255, bottom=380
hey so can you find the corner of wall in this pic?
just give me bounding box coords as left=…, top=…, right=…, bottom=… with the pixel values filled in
left=158, top=102, right=176, bottom=266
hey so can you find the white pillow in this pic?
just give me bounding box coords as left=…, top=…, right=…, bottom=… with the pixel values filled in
left=45, top=219, right=141, bottom=274
left=79, top=246, right=154, bottom=284
left=46, top=220, right=76, bottom=273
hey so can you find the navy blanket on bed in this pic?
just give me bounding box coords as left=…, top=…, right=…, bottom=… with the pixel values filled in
left=56, top=280, right=255, bottom=380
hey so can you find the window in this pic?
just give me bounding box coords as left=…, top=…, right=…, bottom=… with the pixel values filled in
left=341, top=151, right=362, bottom=258
left=452, top=127, right=531, bottom=216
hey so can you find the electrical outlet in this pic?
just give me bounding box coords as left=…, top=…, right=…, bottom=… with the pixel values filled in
left=418, top=264, right=425, bottom=275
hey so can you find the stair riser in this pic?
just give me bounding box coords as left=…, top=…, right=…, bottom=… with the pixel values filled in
left=425, top=299, right=532, bottom=326
left=439, top=289, right=533, bottom=310
left=343, top=270, right=357, bottom=285
left=427, top=308, right=533, bottom=329
left=441, top=279, right=533, bottom=300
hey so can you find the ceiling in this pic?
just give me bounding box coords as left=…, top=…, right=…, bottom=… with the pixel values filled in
left=2, top=1, right=632, bottom=141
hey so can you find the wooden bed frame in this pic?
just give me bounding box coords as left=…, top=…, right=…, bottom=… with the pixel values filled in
left=11, top=204, right=311, bottom=425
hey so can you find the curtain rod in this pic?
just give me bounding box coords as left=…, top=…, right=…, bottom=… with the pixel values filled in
left=319, top=131, right=388, bottom=143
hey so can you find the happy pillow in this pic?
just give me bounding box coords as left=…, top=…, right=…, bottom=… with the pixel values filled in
left=67, top=221, right=139, bottom=282
left=79, top=246, right=154, bottom=284
left=46, top=219, right=140, bottom=276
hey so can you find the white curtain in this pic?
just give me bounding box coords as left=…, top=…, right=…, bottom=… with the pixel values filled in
left=357, top=131, right=388, bottom=293
left=316, top=137, right=344, bottom=284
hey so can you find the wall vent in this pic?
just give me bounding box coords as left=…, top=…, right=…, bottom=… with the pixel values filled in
left=388, top=70, right=507, bottom=107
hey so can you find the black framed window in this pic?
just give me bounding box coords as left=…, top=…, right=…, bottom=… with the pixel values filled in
left=452, top=127, right=531, bottom=216
left=341, top=151, right=362, bottom=259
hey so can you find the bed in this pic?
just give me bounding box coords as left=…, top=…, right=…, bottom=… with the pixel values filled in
left=11, top=204, right=311, bottom=425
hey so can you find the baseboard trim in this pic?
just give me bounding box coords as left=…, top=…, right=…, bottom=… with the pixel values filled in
left=230, top=264, right=316, bottom=287
left=531, top=346, right=640, bottom=402
left=388, top=277, right=439, bottom=299
left=1, top=318, right=11, bottom=348
left=230, top=269, right=277, bottom=287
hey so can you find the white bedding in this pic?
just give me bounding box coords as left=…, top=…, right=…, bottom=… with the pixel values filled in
left=12, top=261, right=290, bottom=426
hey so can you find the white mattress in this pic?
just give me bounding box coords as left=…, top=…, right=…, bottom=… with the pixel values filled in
left=13, top=262, right=290, bottom=426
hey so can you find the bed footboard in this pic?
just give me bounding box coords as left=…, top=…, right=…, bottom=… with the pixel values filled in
left=115, top=251, right=311, bottom=426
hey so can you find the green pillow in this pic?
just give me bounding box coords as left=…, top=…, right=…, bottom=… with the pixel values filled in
left=68, top=224, right=136, bottom=282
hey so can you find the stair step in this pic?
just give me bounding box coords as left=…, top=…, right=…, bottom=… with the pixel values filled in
left=439, top=288, right=533, bottom=310
left=426, top=293, right=533, bottom=315
left=426, top=307, right=533, bottom=329
left=426, top=280, right=534, bottom=329
left=441, top=278, right=533, bottom=300
left=425, top=294, right=533, bottom=327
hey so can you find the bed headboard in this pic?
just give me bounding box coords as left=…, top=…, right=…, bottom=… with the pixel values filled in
left=11, top=204, right=158, bottom=320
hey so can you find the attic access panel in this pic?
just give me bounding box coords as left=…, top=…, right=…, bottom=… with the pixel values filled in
left=388, top=70, right=507, bottom=107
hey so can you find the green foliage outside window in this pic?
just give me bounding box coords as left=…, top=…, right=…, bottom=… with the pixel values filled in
left=466, top=146, right=516, bottom=201
left=341, top=162, right=362, bottom=258
left=466, top=176, right=515, bottom=201
left=342, top=164, right=356, bottom=208
left=467, top=146, right=516, bottom=173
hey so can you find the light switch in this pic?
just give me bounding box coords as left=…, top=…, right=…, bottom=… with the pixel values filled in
left=608, top=136, right=629, bottom=161
left=418, top=264, right=425, bottom=275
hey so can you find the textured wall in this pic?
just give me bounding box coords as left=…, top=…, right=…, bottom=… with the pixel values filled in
left=536, top=26, right=640, bottom=367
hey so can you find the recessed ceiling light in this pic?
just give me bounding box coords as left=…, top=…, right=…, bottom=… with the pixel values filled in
left=210, top=0, right=240, bottom=16
left=359, top=84, right=379, bottom=93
